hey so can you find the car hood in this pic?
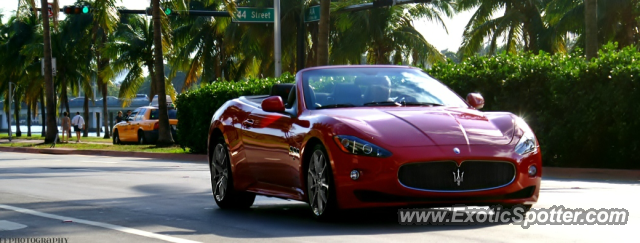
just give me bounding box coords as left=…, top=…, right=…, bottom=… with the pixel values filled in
left=317, top=107, right=516, bottom=147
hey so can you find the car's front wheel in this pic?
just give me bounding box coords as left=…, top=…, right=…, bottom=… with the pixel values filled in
left=210, top=140, right=255, bottom=209
left=307, top=144, right=338, bottom=219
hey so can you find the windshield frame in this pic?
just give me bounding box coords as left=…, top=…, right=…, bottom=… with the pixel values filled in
left=301, top=66, right=470, bottom=110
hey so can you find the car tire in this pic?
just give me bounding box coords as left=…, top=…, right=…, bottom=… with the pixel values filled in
left=210, top=139, right=255, bottom=209
left=138, top=131, right=145, bottom=144
left=113, top=130, right=121, bottom=145
left=306, top=144, right=338, bottom=220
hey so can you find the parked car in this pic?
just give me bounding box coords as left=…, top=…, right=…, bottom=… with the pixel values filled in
left=112, top=106, right=178, bottom=144
left=207, top=65, right=542, bottom=219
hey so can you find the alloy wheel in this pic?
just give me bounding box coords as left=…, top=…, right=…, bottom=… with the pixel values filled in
left=212, top=144, right=229, bottom=202
left=308, top=150, right=329, bottom=216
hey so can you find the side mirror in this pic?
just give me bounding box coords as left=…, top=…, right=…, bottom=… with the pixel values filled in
left=262, top=96, right=285, bottom=113
left=466, top=93, right=485, bottom=109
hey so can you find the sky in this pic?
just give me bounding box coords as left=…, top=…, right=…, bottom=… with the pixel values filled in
left=0, top=0, right=473, bottom=52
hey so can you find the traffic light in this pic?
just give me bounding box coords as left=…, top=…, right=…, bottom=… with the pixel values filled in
left=63, top=5, right=91, bottom=15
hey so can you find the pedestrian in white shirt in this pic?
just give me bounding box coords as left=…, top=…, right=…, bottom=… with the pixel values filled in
left=71, top=112, right=85, bottom=143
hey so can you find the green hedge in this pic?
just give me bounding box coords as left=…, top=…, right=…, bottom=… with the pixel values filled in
left=429, top=43, right=640, bottom=169
left=175, top=74, right=295, bottom=153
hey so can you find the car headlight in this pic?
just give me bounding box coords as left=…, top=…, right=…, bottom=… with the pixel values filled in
left=514, top=117, right=538, bottom=155
left=333, top=135, right=392, bottom=158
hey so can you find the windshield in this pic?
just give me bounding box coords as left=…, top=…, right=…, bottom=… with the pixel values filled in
left=302, top=67, right=468, bottom=109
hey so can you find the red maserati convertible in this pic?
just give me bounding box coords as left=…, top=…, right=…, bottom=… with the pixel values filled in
left=208, top=65, right=541, bottom=218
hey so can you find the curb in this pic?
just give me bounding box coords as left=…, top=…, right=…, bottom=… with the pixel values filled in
left=0, top=146, right=207, bottom=162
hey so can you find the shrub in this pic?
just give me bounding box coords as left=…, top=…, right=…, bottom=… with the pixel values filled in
left=430, top=43, right=640, bottom=169
left=175, top=73, right=295, bottom=153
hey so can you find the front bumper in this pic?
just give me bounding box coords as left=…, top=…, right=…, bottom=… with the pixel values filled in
left=328, top=144, right=542, bottom=209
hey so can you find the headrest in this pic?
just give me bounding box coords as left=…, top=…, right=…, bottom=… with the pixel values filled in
left=270, top=83, right=295, bottom=101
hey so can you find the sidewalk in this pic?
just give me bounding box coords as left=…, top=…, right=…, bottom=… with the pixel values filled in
left=0, top=145, right=207, bottom=162
left=0, top=138, right=110, bottom=145
left=0, top=138, right=207, bottom=162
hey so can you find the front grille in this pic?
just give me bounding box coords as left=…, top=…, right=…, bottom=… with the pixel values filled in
left=398, top=161, right=515, bottom=191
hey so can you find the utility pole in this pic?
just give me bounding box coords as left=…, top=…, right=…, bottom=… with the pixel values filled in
left=274, top=0, right=282, bottom=77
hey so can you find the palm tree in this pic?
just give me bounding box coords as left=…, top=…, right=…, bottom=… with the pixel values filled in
left=331, top=1, right=452, bottom=66
left=546, top=0, right=638, bottom=53
left=152, top=0, right=174, bottom=145
left=35, top=0, right=58, bottom=143
left=457, top=0, right=566, bottom=58
left=0, top=15, right=40, bottom=138
left=103, top=15, right=174, bottom=106
left=90, top=0, right=119, bottom=139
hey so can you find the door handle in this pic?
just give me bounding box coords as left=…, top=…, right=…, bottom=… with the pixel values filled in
left=243, top=119, right=254, bottom=128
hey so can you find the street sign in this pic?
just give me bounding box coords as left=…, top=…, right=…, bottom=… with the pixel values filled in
left=47, top=3, right=54, bottom=18
left=232, top=7, right=274, bottom=23
left=41, top=58, right=57, bottom=76
left=305, top=5, right=320, bottom=22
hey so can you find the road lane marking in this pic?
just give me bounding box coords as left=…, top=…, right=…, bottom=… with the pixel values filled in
left=0, top=220, right=27, bottom=231
left=0, top=204, right=201, bottom=243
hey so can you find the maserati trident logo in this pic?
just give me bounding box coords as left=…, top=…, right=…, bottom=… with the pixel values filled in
left=453, top=168, right=464, bottom=186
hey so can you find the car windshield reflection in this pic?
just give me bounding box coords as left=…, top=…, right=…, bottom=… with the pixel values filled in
left=302, top=67, right=468, bottom=109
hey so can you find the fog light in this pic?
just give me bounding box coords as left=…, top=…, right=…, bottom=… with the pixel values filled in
left=528, top=165, right=537, bottom=177
left=350, top=170, right=360, bottom=180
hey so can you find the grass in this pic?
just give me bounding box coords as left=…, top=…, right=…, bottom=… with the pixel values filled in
left=0, top=133, right=111, bottom=143
left=0, top=141, right=188, bottom=154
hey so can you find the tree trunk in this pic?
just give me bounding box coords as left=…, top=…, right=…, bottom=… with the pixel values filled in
left=40, top=90, right=46, bottom=137
left=585, top=0, right=598, bottom=60
left=83, top=92, right=89, bottom=137
left=27, top=101, right=32, bottom=137
left=41, top=0, right=57, bottom=143
left=97, top=30, right=111, bottom=139
left=14, top=93, right=21, bottom=137
left=307, top=24, right=318, bottom=67
left=102, top=81, right=109, bottom=138
left=147, top=63, right=157, bottom=102
left=316, top=0, right=330, bottom=66
left=153, top=0, right=174, bottom=145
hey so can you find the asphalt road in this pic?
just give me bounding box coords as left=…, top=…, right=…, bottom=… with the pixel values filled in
left=0, top=152, right=637, bottom=243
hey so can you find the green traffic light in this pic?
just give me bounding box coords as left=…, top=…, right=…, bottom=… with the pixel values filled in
left=164, top=8, right=172, bottom=15
left=82, top=6, right=89, bottom=14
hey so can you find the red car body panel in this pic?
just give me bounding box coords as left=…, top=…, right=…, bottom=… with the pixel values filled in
left=208, top=65, right=542, bottom=209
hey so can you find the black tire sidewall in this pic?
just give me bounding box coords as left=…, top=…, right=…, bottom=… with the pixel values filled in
left=211, top=139, right=255, bottom=209
left=307, top=144, right=338, bottom=219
